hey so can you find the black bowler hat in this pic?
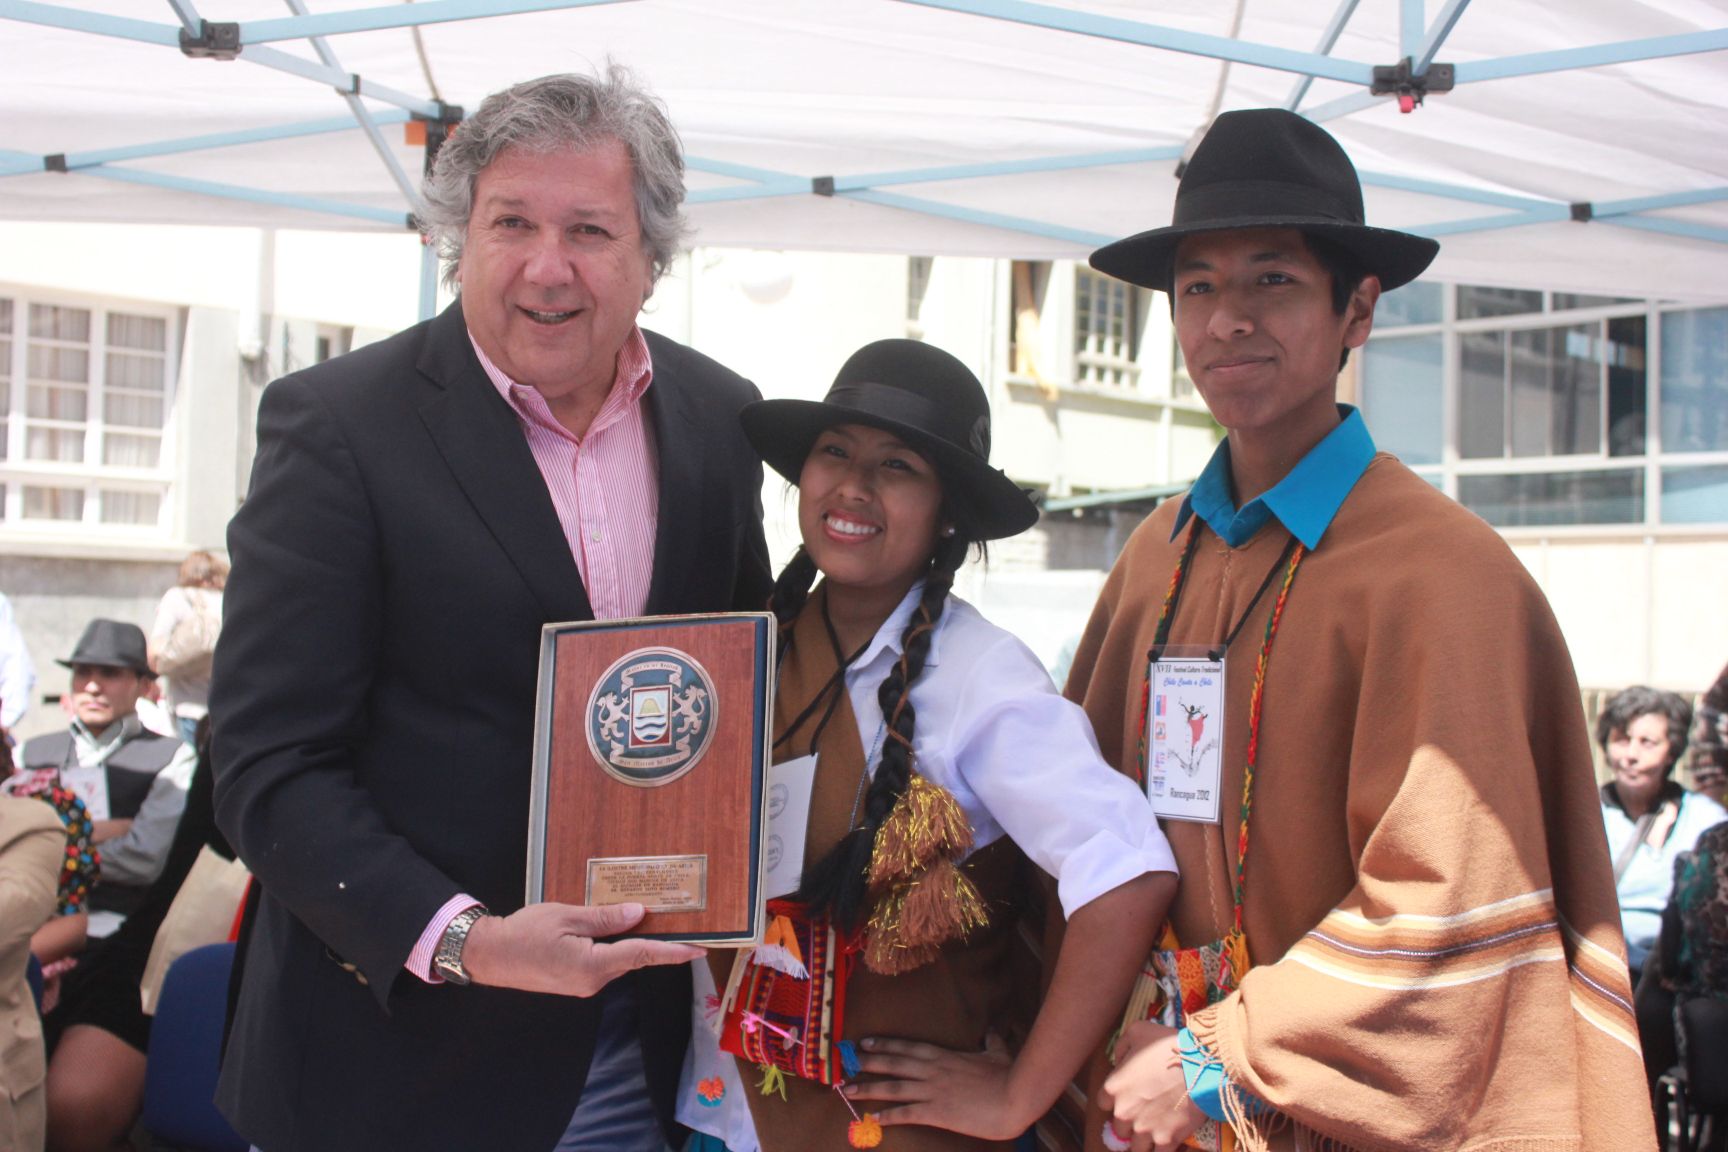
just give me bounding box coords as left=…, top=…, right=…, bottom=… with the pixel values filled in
left=1090, top=108, right=1439, bottom=293
left=57, top=619, right=153, bottom=676
left=740, top=339, right=1040, bottom=541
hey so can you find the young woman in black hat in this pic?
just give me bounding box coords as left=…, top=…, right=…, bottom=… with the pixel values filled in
left=680, top=340, right=1175, bottom=1152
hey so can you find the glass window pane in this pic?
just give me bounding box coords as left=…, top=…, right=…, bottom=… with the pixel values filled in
left=1458, top=469, right=1643, bottom=527
left=0, top=298, right=11, bottom=335
left=1554, top=292, right=1637, bottom=311
left=103, top=432, right=161, bottom=468
left=26, top=426, right=84, bottom=463
left=99, top=490, right=161, bottom=525
left=1374, top=280, right=1443, bottom=327
left=1662, top=464, right=1728, bottom=525
left=1606, top=315, right=1647, bottom=457
left=1459, top=330, right=1506, bottom=459
left=104, top=391, right=164, bottom=429
left=22, top=485, right=84, bottom=521
left=1660, top=306, right=1728, bottom=454
left=28, top=344, right=88, bottom=384
left=106, top=312, right=166, bottom=352
left=1360, top=334, right=1443, bottom=465
left=1550, top=324, right=1601, bottom=456
left=1459, top=285, right=1543, bottom=320
left=28, top=304, right=90, bottom=343
left=106, top=350, right=165, bottom=392
left=1509, top=328, right=1553, bottom=457
left=26, top=384, right=87, bottom=421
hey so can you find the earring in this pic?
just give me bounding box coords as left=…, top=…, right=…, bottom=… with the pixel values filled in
left=940, top=526, right=956, bottom=538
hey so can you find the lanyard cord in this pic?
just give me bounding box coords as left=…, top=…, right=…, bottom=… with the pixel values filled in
left=1135, top=518, right=1307, bottom=930
left=771, top=593, right=872, bottom=756
left=1152, top=521, right=1299, bottom=662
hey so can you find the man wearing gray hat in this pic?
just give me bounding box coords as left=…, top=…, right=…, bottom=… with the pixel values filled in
left=15, top=619, right=195, bottom=919
left=1065, top=109, right=1653, bottom=1151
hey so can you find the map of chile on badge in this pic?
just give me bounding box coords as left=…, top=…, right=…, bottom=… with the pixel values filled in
left=586, top=646, right=717, bottom=787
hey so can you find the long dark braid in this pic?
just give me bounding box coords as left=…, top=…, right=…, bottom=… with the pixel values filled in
left=796, top=532, right=970, bottom=929
left=768, top=547, right=819, bottom=641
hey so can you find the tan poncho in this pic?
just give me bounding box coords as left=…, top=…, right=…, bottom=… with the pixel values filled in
left=1066, top=455, right=1655, bottom=1151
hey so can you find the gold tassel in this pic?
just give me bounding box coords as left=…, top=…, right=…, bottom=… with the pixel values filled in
left=897, top=857, right=986, bottom=946
left=867, top=775, right=974, bottom=888
left=848, top=1114, right=885, bottom=1148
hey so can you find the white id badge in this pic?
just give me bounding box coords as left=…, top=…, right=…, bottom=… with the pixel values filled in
left=60, top=764, right=112, bottom=822
left=762, top=754, right=817, bottom=900
left=1145, top=653, right=1225, bottom=824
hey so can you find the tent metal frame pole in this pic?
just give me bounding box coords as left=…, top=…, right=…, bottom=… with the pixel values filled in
left=831, top=147, right=1183, bottom=191
left=1414, top=0, right=1472, bottom=74
left=163, top=0, right=199, bottom=36
left=0, top=0, right=179, bottom=45
left=1283, top=0, right=1362, bottom=111
left=238, top=45, right=441, bottom=118
left=893, top=0, right=1374, bottom=84
left=1457, top=29, right=1728, bottom=82
left=49, top=114, right=414, bottom=171
left=240, top=0, right=634, bottom=44
left=1400, top=0, right=1424, bottom=59
left=280, top=0, right=425, bottom=215
left=1595, top=188, right=1728, bottom=216
left=840, top=189, right=1115, bottom=248
left=78, top=166, right=409, bottom=226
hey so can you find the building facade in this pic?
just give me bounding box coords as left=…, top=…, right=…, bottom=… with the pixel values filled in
left=1, top=221, right=1723, bottom=743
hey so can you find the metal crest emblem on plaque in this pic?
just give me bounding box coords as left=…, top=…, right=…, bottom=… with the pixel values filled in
left=586, top=647, right=717, bottom=787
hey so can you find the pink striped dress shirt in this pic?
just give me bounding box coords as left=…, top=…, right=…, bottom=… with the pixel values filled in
left=407, top=326, right=661, bottom=983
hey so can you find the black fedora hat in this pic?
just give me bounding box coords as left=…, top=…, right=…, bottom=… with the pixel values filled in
left=57, top=619, right=152, bottom=676
left=1090, top=108, right=1438, bottom=293
left=740, top=339, right=1039, bottom=542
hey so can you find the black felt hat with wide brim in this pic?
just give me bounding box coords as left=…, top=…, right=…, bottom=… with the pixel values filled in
left=741, top=339, right=1039, bottom=542
left=1090, top=108, right=1439, bottom=293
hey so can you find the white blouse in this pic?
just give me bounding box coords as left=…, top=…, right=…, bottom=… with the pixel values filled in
left=678, top=582, right=1176, bottom=1149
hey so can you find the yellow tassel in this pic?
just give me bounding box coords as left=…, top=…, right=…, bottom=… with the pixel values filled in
left=848, top=1114, right=884, bottom=1148
left=756, top=1063, right=788, bottom=1101
left=868, top=774, right=974, bottom=887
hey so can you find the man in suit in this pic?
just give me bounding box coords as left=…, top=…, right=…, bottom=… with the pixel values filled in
left=211, top=68, right=772, bottom=1152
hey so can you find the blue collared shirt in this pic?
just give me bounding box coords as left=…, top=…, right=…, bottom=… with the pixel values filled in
left=1171, top=406, right=1377, bottom=550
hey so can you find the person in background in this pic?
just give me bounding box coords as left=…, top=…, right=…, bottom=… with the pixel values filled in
left=41, top=721, right=236, bottom=1152
left=1639, top=819, right=1728, bottom=1149
left=0, top=591, right=36, bottom=758
left=1598, top=685, right=1727, bottom=979
left=1693, top=661, right=1728, bottom=807
left=0, top=795, right=69, bottom=1152
left=12, top=621, right=196, bottom=936
left=148, top=551, right=227, bottom=747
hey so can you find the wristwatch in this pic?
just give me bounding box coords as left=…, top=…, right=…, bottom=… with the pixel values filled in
left=432, top=904, right=489, bottom=986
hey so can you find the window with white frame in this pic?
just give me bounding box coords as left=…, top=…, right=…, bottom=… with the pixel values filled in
left=0, top=291, right=176, bottom=531
left=1359, top=281, right=1728, bottom=528
left=1073, top=266, right=1144, bottom=389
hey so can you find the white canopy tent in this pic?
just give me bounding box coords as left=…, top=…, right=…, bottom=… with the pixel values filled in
left=3, top=0, right=1727, bottom=315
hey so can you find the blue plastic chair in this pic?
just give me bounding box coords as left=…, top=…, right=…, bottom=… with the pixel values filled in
left=141, top=942, right=248, bottom=1152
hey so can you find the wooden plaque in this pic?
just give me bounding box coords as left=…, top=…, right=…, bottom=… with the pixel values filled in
left=526, top=613, right=773, bottom=944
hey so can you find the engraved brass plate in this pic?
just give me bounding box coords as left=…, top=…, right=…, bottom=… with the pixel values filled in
left=585, top=854, right=709, bottom=912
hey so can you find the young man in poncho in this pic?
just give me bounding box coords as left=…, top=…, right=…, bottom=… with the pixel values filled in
left=1065, top=109, right=1656, bottom=1152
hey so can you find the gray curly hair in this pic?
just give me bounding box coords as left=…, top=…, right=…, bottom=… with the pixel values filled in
left=419, top=66, right=689, bottom=289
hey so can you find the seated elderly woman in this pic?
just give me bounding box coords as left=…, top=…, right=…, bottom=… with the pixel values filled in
left=1598, top=685, right=1727, bottom=978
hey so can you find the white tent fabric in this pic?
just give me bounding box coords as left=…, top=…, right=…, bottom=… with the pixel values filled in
left=3, top=0, right=1726, bottom=300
